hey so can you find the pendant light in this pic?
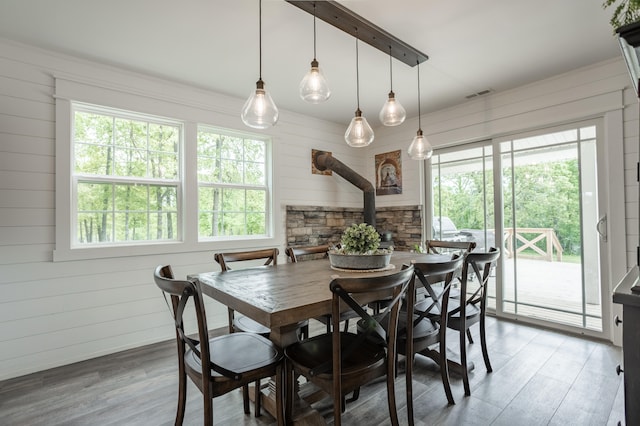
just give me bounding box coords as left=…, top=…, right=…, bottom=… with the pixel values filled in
left=408, top=61, right=433, bottom=160
left=379, top=46, right=406, bottom=126
left=299, top=2, right=331, bottom=103
left=241, top=0, right=278, bottom=129
left=345, top=34, right=374, bottom=147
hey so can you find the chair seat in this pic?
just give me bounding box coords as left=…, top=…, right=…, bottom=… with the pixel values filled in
left=284, top=332, right=386, bottom=379
left=358, top=313, right=440, bottom=355
left=233, top=314, right=271, bottom=335
left=414, top=297, right=480, bottom=320
left=186, top=332, right=282, bottom=377
left=447, top=302, right=481, bottom=331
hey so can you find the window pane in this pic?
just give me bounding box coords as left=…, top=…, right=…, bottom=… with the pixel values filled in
left=75, top=143, right=112, bottom=175
left=246, top=189, right=265, bottom=212
left=115, top=118, right=147, bottom=149
left=151, top=152, right=178, bottom=179
left=222, top=212, right=245, bottom=236
left=197, top=127, right=269, bottom=239
left=77, top=212, right=113, bottom=243
left=114, top=147, right=147, bottom=177
left=245, top=138, right=265, bottom=162
left=73, top=106, right=182, bottom=246
left=245, top=161, right=265, bottom=185
left=114, top=212, right=148, bottom=241
left=247, top=213, right=266, bottom=235
left=223, top=188, right=245, bottom=211
left=221, top=159, right=243, bottom=183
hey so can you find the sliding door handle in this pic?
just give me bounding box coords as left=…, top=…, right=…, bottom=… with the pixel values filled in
left=596, top=215, right=607, bottom=242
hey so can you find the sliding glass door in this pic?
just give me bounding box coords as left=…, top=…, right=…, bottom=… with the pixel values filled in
left=430, top=142, right=497, bottom=310
left=430, top=120, right=606, bottom=334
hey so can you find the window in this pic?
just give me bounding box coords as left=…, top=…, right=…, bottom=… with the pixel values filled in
left=55, top=80, right=276, bottom=261
left=72, top=105, right=182, bottom=247
left=197, top=127, right=270, bottom=239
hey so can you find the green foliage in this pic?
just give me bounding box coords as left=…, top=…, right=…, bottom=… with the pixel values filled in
left=196, top=129, right=267, bottom=238
left=74, top=110, right=269, bottom=245
left=74, top=111, right=179, bottom=244
left=339, top=223, right=382, bottom=254
left=603, top=0, right=640, bottom=29
left=436, top=156, right=582, bottom=256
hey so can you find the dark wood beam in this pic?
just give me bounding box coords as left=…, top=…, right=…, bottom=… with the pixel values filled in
left=285, top=0, right=428, bottom=67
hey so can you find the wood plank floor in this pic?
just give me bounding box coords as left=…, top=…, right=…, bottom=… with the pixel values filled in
left=0, top=317, right=626, bottom=425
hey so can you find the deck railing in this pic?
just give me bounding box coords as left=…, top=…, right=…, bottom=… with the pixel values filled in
left=503, top=227, right=563, bottom=261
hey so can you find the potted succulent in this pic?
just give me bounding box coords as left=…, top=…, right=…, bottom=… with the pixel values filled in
left=328, top=223, right=393, bottom=270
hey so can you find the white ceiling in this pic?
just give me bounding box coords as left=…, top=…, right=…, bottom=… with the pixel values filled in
left=0, top=0, right=624, bottom=125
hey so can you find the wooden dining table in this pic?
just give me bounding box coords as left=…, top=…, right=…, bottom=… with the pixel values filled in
left=191, top=251, right=453, bottom=424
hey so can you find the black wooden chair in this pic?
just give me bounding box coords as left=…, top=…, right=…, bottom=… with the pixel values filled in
left=214, top=248, right=309, bottom=414
left=153, top=265, right=284, bottom=425
left=425, top=239, right=476, bottom=256
left=284, top=245, right=331, bottom=340
left=284, top=244, right=330, bottom=263
left=213, top=248, right=279, bottom=337
left=285, top=244, right=358, bottom=336
left=284, top=266, right=415, bottom=426
left=447, top=247, right=501, bottom=396
left=402, top=255, right=465, bottom=412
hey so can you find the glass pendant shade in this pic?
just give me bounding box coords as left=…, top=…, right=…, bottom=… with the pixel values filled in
left=408, top=129, right=433, bottom=160
left=345, top=109, right=374, bottom=147
left=379, top=91, right=406, bottom=126
left=241, top=79, right=279, bottom=129
left=299, top=59, right=331, bottom=103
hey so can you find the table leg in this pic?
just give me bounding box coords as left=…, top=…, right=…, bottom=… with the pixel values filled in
left=253, top=323, right=327, bottom=425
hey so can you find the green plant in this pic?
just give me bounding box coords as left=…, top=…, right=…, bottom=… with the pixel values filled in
left=603, top=0, right=640, bottom=29
left=335, top=223, right=390, bottom=254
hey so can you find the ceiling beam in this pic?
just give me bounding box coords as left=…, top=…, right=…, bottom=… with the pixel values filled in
left=285, top=0, right=428, bottom=67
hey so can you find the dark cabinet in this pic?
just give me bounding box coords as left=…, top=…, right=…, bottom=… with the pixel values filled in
left=613, top=265, right=640, bottom=425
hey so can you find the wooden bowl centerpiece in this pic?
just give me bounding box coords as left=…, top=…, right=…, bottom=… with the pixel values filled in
left=328, top=223, right=393, bottom=270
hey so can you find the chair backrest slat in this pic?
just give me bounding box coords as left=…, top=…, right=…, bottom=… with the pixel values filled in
left=214, top=248, right=279, bottom=271
left=425, top=239, right=476, bottom=255
left=285, top=245, right=329, bottom=263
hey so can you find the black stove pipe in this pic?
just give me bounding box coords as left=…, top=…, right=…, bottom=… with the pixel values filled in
left=313, top=150, right=376, bottom=228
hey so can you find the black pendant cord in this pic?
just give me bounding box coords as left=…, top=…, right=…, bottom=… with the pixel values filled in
left=388, top=46, right=393, bottom=92
left=417, top=60, right=421, bottom=130
left=313, top=2, right=317, bottom=60
left=259, top=0, right=263, bottom=80
left=355, top=33, right=360, bottom=110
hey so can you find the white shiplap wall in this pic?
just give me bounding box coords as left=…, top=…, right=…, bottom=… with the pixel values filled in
left=0, top=34, right=637, bottom=380
left=0, top=38, right=367, bottom=381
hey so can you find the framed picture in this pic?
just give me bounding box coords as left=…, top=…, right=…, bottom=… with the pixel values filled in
left=375, top=150, right=402, bottom=195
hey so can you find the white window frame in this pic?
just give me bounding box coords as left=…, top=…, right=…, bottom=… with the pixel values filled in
left=71, top=103, right=184, bottom=248
left=54, top=77, right=275, bottom=261
left=196, top=125, right=272, bottom=242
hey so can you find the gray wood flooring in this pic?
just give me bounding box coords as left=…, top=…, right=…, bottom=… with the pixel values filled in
left=0, top=317, right=626, bottom=425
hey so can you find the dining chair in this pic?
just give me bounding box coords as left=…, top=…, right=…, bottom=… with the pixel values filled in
left=446, top=247, right=501, bottom=396
left=153, top=265, right=284, bottom=426
left=401, top=255, right=465, bottom=413
left=285, top=244, right=356, bottom=336
left=284, top=244, right=331, bottom=339
left=213, top=248, right=282, bottom=416
left=284, top=244, right=330, bottom=263
left=213, top=248, right=279, bottom=336
left=284, top=265, right=415, bottom=426
left=425, top=239, right=476, bottom=256
left=424, top=239, right=476, bottom=299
